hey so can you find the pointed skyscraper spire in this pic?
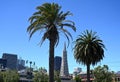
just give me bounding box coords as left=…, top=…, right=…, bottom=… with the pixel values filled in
left=60, top=42, right=69, bottom=77
left=63, top=42, right=66, bottom=51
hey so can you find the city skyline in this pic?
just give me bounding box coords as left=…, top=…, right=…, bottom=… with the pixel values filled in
left=0, top=53, right=26, bottom=70
left=0, top=0, right=120, bottom=73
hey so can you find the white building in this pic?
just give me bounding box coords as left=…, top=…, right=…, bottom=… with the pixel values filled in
left=74, top=67, right=82, bottom=73
left=73, top=67, right=82, bottom=79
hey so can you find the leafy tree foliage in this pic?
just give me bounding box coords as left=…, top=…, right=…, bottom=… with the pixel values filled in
left=0, top=71, right=4, bottom=82
left=33, top=67, right=48, bottom=82
left=93, top=65, right=115, bottom=82
left=74, top=75, right=82, bottom=82
left=54, top=71, right=61, bottom=82
left=0, top=70, right=19, bottom=82
left=34, top=68, right=62, bottom=82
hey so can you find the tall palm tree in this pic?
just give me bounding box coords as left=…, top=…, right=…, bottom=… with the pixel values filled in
left=73, top=30, right=105, bottom=82
left=27, top=3, right=76, bottom=82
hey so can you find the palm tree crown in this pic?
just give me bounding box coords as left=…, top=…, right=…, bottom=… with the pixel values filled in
left=74, top=30, right=105, bottom=66
left=27, top=3, right=76, bottom=46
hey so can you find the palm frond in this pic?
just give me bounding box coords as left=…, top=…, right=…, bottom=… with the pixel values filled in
left=60, top=23, right=76, bottom=31
left=40, top=31, right=48, bottom=46
left=33, top=11, right=41, bottom=15
left=29, top=26, right=46, bottom=39
left=58, top=28, right=73, bottom=47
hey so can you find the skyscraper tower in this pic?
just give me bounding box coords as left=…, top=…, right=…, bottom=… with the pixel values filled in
left=60, top=42, right=69, bottom=77
left=2, top=53, right=17, bottom=70
left=54, top=56, right=62, bottom=71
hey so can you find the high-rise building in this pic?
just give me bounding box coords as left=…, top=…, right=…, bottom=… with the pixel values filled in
left=74, top=67, right=82, bottom=73
left=0, top=58, right=7, bottom=69
left=60, top=42, right=69, bottom=77
left=2, top=53, right=17, bottom=70
left=17, top=57, right=25, bottom=66
left=17, top=58, right=25, bottom=70
left=73, top=67, right=82, bottom=78
left=54, top=56, right=62, bottom=71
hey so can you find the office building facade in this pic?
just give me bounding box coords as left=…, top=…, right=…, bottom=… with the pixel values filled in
left=54, top=56, right=62, bottom=71
left=0, top=58, right=7, bottom=69
left=2, top=53, right=17, bottom=70
left=17, top=58, right=25, bottom=70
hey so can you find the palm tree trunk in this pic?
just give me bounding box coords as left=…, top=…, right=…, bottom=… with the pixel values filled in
left=49, top=40, right=54, bottom=82
left=87, top=64, right=90, bottom=82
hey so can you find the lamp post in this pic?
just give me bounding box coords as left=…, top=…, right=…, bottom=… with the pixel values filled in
left=29, top=61, right=32, bottom=72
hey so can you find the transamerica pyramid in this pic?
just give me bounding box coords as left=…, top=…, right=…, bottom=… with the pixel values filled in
left=60, top=42, right=69, bottom=77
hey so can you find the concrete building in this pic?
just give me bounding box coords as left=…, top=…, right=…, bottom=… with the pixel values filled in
left=73, top=67, right=82, bottom=78
left=0, top=58, right=7, bottom=69
left=54, top=56, right=62, bottom=71
left=115, top=71, right=120, bottom=82
left=2, top=53, right=17, bottom=70
left=74, top=67, right=82, bottom=73
left=60, top=42, right=69, bottom=77
left=18, top=58, right=25, bottom=66
left=17, top=58, right=25, bottom=70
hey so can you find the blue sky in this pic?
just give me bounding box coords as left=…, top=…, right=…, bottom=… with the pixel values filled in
left=0, top=0, right=120, bottom=73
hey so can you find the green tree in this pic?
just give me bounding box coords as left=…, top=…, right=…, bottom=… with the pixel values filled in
left=74, top=75, right=81, bottom=82
left=33, top=67, right=48, bottom=82
left=0, top=70, right=19, bottom=82
left=27, top=3, right=76, bottom=82
left=54, top=71, right=61, bottom=82
left=73, top=30, right=105, bottom=82
left=93, top=65, right=115, bottom=82
left=0, top=71, right=4, bottom=82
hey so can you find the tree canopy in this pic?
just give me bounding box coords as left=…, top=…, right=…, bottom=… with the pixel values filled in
left=93, top=65, right=115, bottom=82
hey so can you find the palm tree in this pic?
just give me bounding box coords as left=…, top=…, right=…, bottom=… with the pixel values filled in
left=27, top=3, right=76, bottom=82
left=73, top=30, right=105, bottom=82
